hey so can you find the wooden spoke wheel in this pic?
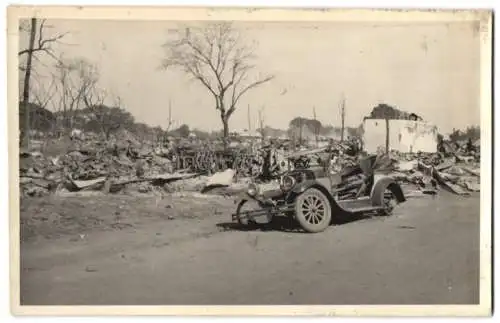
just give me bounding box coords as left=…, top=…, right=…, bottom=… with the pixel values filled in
left=294, top=188, right=332, bottom=233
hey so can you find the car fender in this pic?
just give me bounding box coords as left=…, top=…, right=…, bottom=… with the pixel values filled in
left=233, top=192, right=251, bottom=205
left=233, top=188, right=284, bottom=208
left=370, top=174, right=406, bottom=206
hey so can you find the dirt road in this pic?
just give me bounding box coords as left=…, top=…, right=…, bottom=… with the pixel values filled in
left=20, top=191, right=479, bottom=305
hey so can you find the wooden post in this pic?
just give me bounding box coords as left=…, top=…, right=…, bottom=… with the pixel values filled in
left=247, top=104, right=251, bottom=133
left=247, top=104, right=253, bottom=152
left=299, top=118, right=303, bottom=146
left=313, top=106, right=318, bottom=147
left=167, top=99, right=173, bottom=131
left=258, top=107, right=264, bottom=145
left=385, top=117, right=390, bottom=154
left=339, top=93, right=346, bottom=143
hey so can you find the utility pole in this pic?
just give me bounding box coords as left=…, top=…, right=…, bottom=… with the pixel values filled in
left=161, top=99, right=173, bottom=144
left=258, top=107, right=265, bottom=144
left=166, top=99, right=173, bottom=132
left=22, top=17, right=37, bottom=149
left=247, top=104, right=253, bottom=151
left=385, top=116, right=390, bottom=154
left=298, top=118, right=303, bottom=147
left=313, top=106, right=318, bottom=147
left=339, top=93, right=346, bottom=143
left=247, top=104, right=251, bottom=133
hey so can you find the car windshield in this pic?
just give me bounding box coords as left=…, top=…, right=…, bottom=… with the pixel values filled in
left=286, top=152, right=329, bottom=170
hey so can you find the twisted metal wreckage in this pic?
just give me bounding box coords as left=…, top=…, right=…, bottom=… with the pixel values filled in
left=19, top=131, right=479, bottom=198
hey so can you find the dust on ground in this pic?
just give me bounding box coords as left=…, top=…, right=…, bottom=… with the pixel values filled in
left=20, top=192, right=235, bottom=243
left=20, top=191, right=480, bottom=305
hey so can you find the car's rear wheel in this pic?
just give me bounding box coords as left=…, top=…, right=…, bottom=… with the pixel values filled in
left=380, top=188, right=398, bottom=216
left=294, top=188, right=332, bottom=233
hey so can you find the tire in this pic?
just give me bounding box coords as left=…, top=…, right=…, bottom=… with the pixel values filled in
left=236, top=199, right=252, bottom=225
left=379, top=188, right=397, bottom=216
left=236, top=199, right=268, bottom=228
left=237, top=198, right=275, bottom=227
left=294, top=188, right=332, bottom=233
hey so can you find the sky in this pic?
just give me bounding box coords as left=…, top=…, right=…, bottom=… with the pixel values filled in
left=20, top=19, right=481, bottom=134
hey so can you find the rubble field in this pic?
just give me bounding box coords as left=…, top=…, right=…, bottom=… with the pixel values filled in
left=19, top=135, right=481, bottom=244
left=20, top=135, right=481, bottom=305
left=20, top=135, right=481, bottom=199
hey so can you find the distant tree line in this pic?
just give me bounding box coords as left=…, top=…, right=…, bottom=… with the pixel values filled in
left=448, top=126, right=480, bottom=142
left=287, top=116, right=363, bottom=142
left=364, top=103, right=423, bottom=121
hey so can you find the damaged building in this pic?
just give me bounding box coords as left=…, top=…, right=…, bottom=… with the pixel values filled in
left=362, top=104, right=438, bottom=154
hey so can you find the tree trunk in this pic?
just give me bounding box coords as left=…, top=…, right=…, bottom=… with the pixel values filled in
left=22, top=17, right=37, bottom=149
left=222, top=115, right=229, bottom=150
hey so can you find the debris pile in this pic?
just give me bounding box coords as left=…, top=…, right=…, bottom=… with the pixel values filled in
left=19, top=139, right=201, bottom=197
left=19, top=134, right=481, bottom=198
left=389, top=151, right=480, bottom=196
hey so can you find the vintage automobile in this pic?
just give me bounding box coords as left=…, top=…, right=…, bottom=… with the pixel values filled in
left=231, top=147, right=406, bottom=233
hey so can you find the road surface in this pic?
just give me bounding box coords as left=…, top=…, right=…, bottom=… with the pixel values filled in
left=20, top=192, right=479, bottom=305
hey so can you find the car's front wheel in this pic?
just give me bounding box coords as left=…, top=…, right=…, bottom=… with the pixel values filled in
left=236, top=199, right=273, bottom=227
left=236, top=199, right=255, bottom=226
left=294, top=188, right=332, bottom=233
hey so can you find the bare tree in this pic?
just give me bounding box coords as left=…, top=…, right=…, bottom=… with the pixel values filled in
left=53, top=57, right=99, bottom=132
left=18, top=18, right=68, bottom=147
left=83, top=88, right=134, bottom=140
left=19, top=18, right=37, bottom=148
left=31, top=76, right=57, bottom=110
left=18, top=19, right=68, bottom=59
left=29, top=74, right=57, bottom=133
left=161, top=22, right=274, bottom=148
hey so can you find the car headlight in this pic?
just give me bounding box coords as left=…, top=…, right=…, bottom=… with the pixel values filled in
left=247, top=183, right=258, bottom=197
left=280, top=175, right=296, bottom=192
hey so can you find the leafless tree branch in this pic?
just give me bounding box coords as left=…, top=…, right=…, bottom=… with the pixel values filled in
left=18, top=19, right=68, bottom=58
left=161, top=22, right=274, bottom=144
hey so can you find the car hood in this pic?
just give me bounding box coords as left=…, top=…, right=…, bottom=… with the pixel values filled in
left=250, top=181, right=283, bottom=199
left=251, top=167, right=327, bottom=197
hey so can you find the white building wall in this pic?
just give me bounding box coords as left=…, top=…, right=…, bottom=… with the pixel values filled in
left=363, top=119, right=438, bottom=154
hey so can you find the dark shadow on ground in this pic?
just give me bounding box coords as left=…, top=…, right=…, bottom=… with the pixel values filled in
left=216, top=211, right=376, bottom=233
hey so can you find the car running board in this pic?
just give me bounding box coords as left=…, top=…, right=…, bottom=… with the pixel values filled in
left=343, top=205, right=385, bottom=213
left=337, top=197, right=384, bottom=213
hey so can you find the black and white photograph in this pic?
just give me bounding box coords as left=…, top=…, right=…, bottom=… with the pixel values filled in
left=8, top=6, right=492, bottom=316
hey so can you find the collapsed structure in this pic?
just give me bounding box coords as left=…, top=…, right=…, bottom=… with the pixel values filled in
left=363, top=119, right=438, bottom=154
left=362, top=104, right=438, bottom=154
left=19, top=130, right=480, bottom=200
left=19, top=103, right=480, bottom=200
